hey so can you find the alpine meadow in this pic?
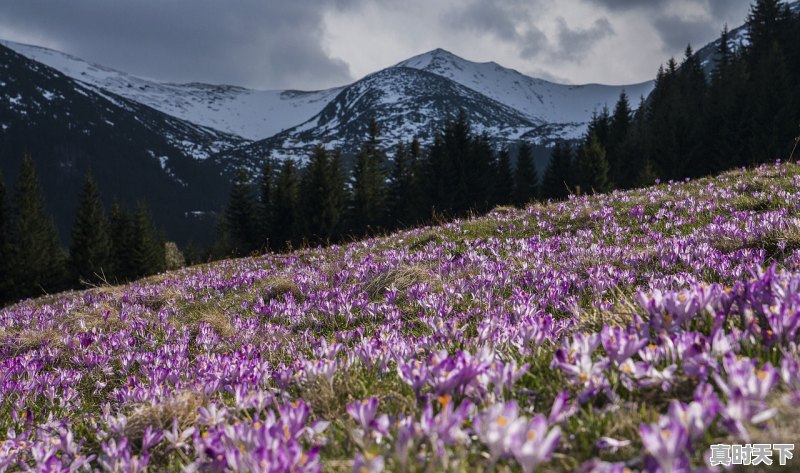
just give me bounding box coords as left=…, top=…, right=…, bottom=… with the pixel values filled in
left=1, top=1, right=800, bottom=472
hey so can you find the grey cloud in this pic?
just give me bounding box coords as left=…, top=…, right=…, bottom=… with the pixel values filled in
left=653, top=15, right=717, bottom=52
left=553, top=17, right=614, bottom=60
left=520, top=18, right=614, bottom=62
left=0, top=0, right=355, bottom=90
left=447, top=2, right=520, bottom=41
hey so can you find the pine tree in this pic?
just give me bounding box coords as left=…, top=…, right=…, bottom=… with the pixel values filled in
left=350, top=118, right=387, bottom=235
left=273, top=159, right=300, bottom=250
left=301, top=146, right=345, bottom=243
left=512, top=141, right=538, bottom=206
left=746, top=41, right=795, bottom=163
left=617, top=97, right=651, bottom=189
left=258, top=160, right=275, bottom=251
left=327, top=149, right=348, bottom=240
left=387, top=141, right=412, bottom=228
left=541, top=141, right=574, bottom=200
left=493, top=147, right=514, bottom=205
left=108, top=201, right=134, bottom=282
left=746, top=0, right=793, bottom=63
left=9, top=154, right=66, bottom=298
left=703, top=26, right=749, bottom=172
left=69, top=172, right=111, bottom=284
left=576, top=133, right=610, bottom=194
left=466, top=133, right=494, bottom=212
left=0, top=172, right=11, bottom=303
left=225, top=169, right=258, bottom=256
left=607, top=92, right=632, bottom=185
left=130, top=202, right=164, bottom=277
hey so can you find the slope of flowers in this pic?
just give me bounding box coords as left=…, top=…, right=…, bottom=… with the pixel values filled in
left=2, top=162, right=800, bottom=472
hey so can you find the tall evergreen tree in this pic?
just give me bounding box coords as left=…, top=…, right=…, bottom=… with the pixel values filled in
left=224, top=169, right=258, bottom=256
left=130, top=203, right=164, bottom=277
left=746, top=41, right=795, bottom=162
left=703, top=26, right=749, bottom=172
left=9, top=154, right=65, bottom=298
left=258, top=160, right=275, bottom=251
left=387, top=141, right=412, bottom=228
left=466, top=133, right=495, bottom=212
left=541, top=141, right=574, bottom=200
left=512, top=141, right=538, bottom=206
left=273, top=159, right=300, bottom=250
left=0, top=172, right=11, bottom=303
left=576, top=133, right=610, bottom=194
left=69, top=172, right=111, bottom=284
left=607, top=92, right=632, bottom=185
left=350, top=118, right=387, bottom=235
left=493, top=147, right=514, bottom=206
left=301, top=146, right=346, bottom=243
left=108, top=201, right=134, bottom=282
left=617, top=97, right=651, bottom=189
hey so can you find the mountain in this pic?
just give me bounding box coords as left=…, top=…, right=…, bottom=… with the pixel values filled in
left=210, top=51, right=653, bottom=170
left=396, top=48, right=653, bottom=132
left=0, top=43, right=232, bottom=245
left=217, top=66, right=543, bottom=171
left=2, top=40, right=654, bottom=170
left=0, top=40, right=342, bottom=142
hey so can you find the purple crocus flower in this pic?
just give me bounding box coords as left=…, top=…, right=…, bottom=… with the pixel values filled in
left=639, top=416, right=689, bottom=473
left=508, top=414, right=561, bottom=473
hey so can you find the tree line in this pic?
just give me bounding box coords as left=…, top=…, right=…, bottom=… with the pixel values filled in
left=0, top=154, right=170, bottom=305
left=216, top=116, right=551, bottom=256
left=543, top=0, right=800, bottom=194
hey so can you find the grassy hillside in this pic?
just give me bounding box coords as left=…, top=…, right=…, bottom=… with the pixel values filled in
left=2, top=161, right=800, bottom=472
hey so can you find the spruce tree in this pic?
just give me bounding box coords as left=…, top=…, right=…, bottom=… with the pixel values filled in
left=327, top=149, right=348, bottom=240
left=576, top=133, right=610, bottom=194
left=273, top=159, right=300, bottom=250
left=225, top=169, right=258, bottom=256
left=130, top=203, right=164, bottom=277
left=512, top=141, right=538, bottom=206
left=541, top=141, right=574, bottom=200
left=108, top=201, right=134, bottom=282
left=9, top=154, right=66, bottom=298
left=608, top=92, right=632, bottom=185
left=301, top=146, right=345, bottom=243
left=387, top=141, right=412, bottom=228
left=493, top=147, right=514, bottom=206
left=0, top=172, right=11, bottom=303
left=69, top=172, right=111, bottom=284
left=258, top=160, right=275, bottom=251
left=350, top=118, right=387, bottom=235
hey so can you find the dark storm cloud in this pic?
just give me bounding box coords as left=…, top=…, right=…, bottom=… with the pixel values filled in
left=0, top=0, right=355, bottom=90
left=653, top=15, right=717, bottom=52
left=447, top=1, right=526, bottom=41
left=519, top=18, right=614, bottom=62
left=448, top=0, right=613, bottom=63
left=553, top=18, right=614, bottom=61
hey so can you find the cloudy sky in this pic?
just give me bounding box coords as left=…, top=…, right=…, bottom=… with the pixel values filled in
left=0, top=0, right=752, bottom=90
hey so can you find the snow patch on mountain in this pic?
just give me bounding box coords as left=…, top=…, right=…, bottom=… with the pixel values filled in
left=396, top=49, right=654, bottom=136
left=0, top=40, right=342, bottom=141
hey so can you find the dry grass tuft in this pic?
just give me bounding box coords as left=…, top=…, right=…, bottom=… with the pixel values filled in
left=197, top=311, right=235, bottom=338
left=261, top=276, right=301, bottom=301
left=363, top=264, right=441, bottom=301
left=1, top=328, right=64, bottom=355
left=575, top=290, right=641, bottom=333
left=125, top=391, right=203, bottom=442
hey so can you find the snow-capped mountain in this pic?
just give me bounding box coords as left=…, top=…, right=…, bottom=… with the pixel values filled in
left=211, top=50, right=654, bottom=170
left=0, top=40, right=342, bottom=142
left=2, top=39, right=654, bottom=168
left=0, top=43, right=230, bottom=245
left=396, top=49, right=653, bottom=131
